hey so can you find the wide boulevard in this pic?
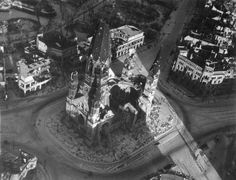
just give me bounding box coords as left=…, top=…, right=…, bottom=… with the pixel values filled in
left=1, top=0, right=234, bottom=179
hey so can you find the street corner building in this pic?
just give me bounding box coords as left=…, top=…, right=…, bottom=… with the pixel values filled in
left=17, top=55, right=51, bottom=95
left=110, top=25, right=144, bottom=58
left=171, top=0, right=236, bottom=86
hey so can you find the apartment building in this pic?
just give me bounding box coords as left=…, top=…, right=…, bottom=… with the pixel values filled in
left=110, top=25, right=144, bottom=57
left=17, top=54, right=51, bottom=94
left=172, top=0, right=236, bottom=86
left=172, top=48, right=236, bottom=85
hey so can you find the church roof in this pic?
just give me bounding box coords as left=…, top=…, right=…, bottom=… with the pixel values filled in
left=90, top=21, right=111, bottom=62
left=110, top=59, right=124, bottom=77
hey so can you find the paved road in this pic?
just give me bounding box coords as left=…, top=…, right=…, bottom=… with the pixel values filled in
left=34, top=87, right=180, bottom=174
left=0, top=0, right=207, bottom=179
left=154, top=0, right=236, bottom=141
left=158, top=0, right=196, bottom=78
left=0, top=92, right=172, bottom=180
left=158, top=120, right=222, bottom=180
left=137, top=0, right=195, bottom=72
left=162, top=87, right=236, bottom=138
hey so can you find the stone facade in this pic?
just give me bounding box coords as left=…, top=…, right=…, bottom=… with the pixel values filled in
left=110, top=25, right=144, bottom=57
left=66, top=22, right=160, bottom=146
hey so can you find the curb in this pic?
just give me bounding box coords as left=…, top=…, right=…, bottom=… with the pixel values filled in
left=33, top=90, right=179, bottom=174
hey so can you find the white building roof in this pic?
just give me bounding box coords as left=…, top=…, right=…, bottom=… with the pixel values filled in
left=21, top=75, right=34, bottom=83
left=27, top=58, right=50, bottom=70
left=18, top=57, right=51, bottom=78
left=10, top=174, right=20, bottom=180
left=116, top=25, right=143, bottom=37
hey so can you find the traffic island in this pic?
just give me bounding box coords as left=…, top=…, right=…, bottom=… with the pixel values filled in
left=35, top=91, right=178, bottom=173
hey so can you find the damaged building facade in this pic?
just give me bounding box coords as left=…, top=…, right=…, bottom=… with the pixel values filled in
left=65, top=22, right=160, bottom=146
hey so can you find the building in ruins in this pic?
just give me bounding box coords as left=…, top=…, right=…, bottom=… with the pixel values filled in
left=0, top=149, right=37, bottom=180
left=65, top=21, right=160, bottom=146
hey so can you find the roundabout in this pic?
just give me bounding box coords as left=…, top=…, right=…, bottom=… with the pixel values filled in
left=35, top=90, right=178, bottom=173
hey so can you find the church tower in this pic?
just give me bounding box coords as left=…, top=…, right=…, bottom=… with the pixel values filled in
left=66, top=21, right=112, bottom=144
left=144, top=61, right=161, bottom=117
left=81, top=21, right=111, bottom=123
left=68, top=71, right=79, bottom=99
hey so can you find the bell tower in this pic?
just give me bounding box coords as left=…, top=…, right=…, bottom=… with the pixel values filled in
left=80, top=21, right=111, bottom=122
left=68, top=71, right=79, bottom=99
left=66, top=21, right=113, bottom=145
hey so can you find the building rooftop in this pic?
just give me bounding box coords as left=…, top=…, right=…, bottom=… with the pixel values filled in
left=201, top=45, right=220, bottom=53
left=211, top=0, right=228, bottom=12
left=24, top=43, right=47, bottom=58
left=188, top=31, right=218, bottom=45
left=115, top=25, right=143, bottom=38
left=187, top=45, right=230, bottom=71
left=0, top=20, right=8, bottom=26
left=20, top=55, right=50, bottom=69
left=1, top=149, right=37, bottom=180
left=0, top=151, right=24, bottom=174
left=17, top=56, right=51, bottom=80
left=180, top=0, right=235, bottom=73
left=90, top=21, right=111, bottom=62
left=38, top=31, right=77, bottom=50
left=110, top=59, right=124, bottom=77
left=23, top=51, right=47, bottom=63
left=187, top=4, right=234, bottom=42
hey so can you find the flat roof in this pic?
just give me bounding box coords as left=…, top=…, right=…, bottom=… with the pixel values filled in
left=110, top=59, right=124, bottom=76
left=115, top=25, right=143, bottom=37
